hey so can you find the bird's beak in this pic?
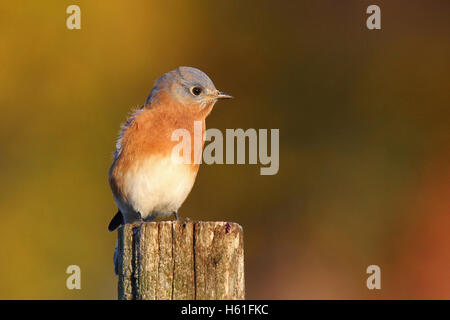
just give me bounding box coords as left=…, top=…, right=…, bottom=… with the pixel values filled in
left=216, top=91, right=233, bottom=100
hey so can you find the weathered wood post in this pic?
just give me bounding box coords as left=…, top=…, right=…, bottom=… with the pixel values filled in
left=117, top=221, right=245, bottom=300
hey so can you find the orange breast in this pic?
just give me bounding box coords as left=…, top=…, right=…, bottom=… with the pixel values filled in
left=109, top=91, right=213, bottom=203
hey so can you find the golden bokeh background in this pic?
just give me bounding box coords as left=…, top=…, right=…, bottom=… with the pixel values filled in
left=0, top=1, right=449, bottom=299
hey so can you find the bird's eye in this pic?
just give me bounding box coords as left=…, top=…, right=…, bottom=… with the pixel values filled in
left=191, top=86, right=202, bottom=96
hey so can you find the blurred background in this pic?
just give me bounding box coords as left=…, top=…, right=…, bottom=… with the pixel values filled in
left=0, top=0, right=449, bottom=299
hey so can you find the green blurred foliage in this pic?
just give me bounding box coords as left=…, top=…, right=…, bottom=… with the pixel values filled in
left=0, top=1, right=449, bottom=299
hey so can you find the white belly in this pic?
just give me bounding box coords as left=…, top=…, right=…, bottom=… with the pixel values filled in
left=121, top=155, right=197, bottom=220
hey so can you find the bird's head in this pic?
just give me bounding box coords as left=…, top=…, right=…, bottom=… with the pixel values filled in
left=145, top=66, right=233, bottom=111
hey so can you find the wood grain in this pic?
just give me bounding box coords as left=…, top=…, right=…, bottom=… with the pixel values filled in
left=117, top=221, right=244, bottom=300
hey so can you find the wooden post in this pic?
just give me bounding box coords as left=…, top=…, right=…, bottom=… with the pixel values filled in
left=117, top=221, right=245, bottom=300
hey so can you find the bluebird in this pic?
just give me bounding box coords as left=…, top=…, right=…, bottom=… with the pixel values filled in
left=107, top=67, right=233, bottom=232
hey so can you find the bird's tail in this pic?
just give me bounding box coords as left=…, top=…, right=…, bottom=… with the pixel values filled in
left=108, top=210, right=124, bottom=232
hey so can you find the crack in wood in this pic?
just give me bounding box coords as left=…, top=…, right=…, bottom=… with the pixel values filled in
left=117, top=221, right=244, bottom=300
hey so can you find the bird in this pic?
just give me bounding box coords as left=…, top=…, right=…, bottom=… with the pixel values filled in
left=107, top=66, right=233, bottom=232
